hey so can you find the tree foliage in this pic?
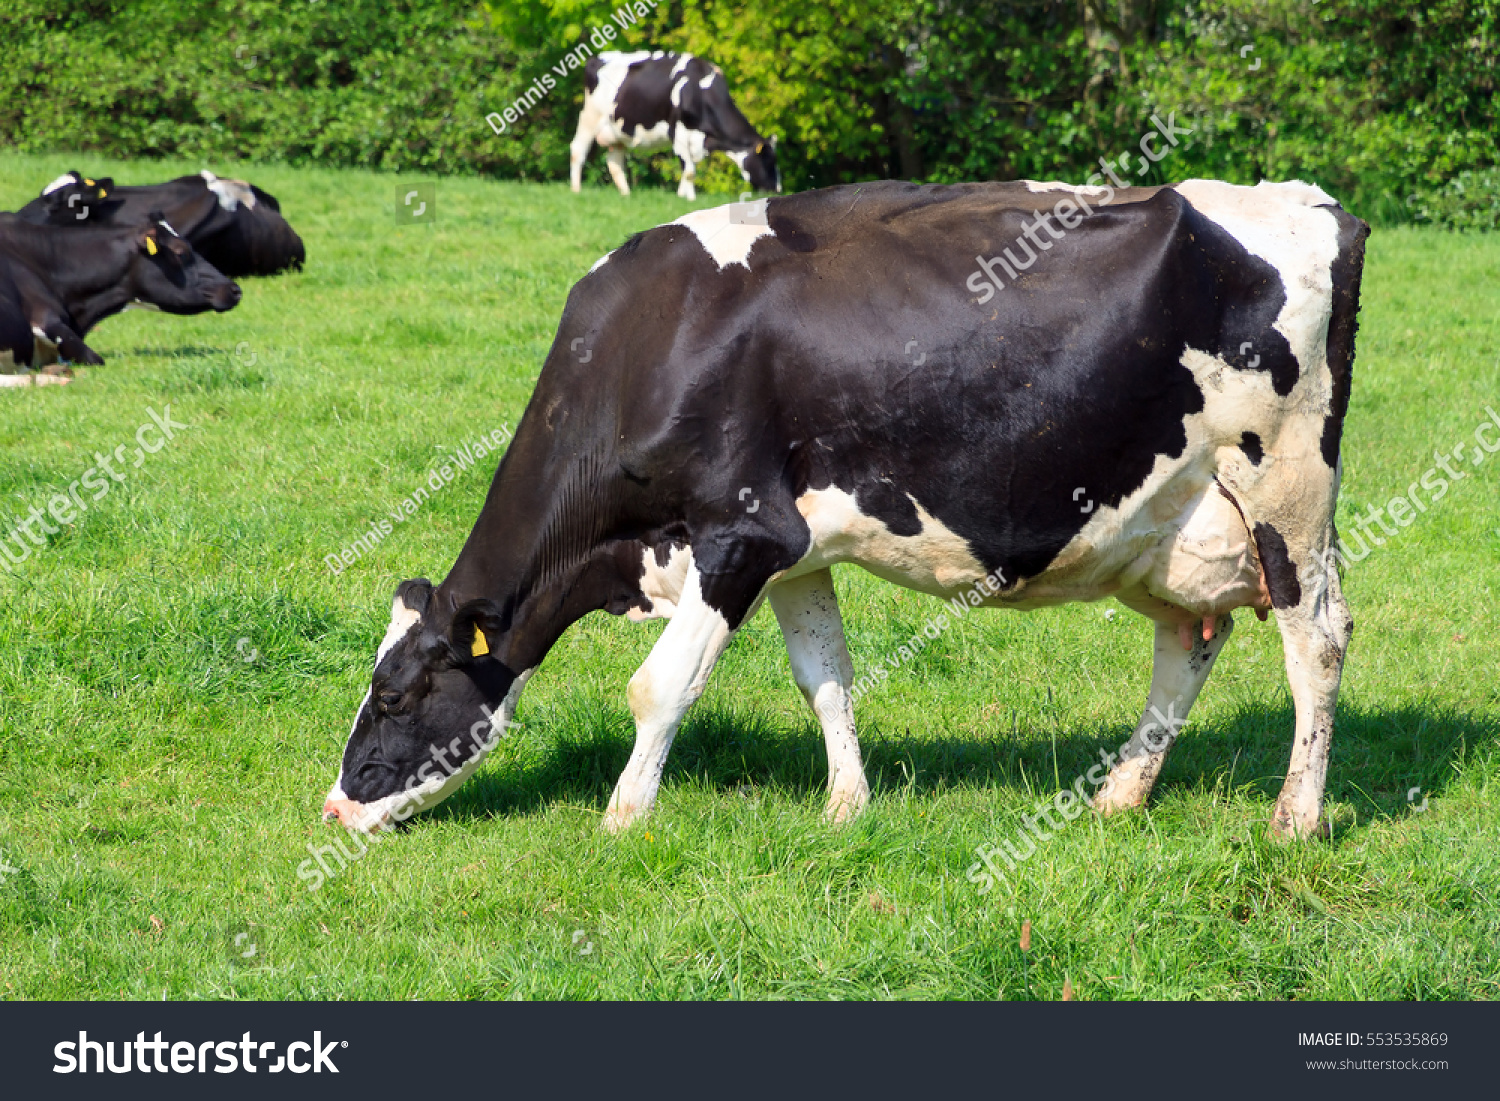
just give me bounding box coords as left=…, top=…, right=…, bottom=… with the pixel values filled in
left=1, top=0, right=1495, bottom=224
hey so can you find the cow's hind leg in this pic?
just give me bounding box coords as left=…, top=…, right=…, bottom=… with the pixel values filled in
left=1095, top=611, right=1235, bottom=813
left=605, top=146, right=631, bottom=197
left=1269, top=551, right=1353, bottom=838
left=603, top=562, right=742, bottom=832
left=568, top=114, right=596, bottom=193
left=768, top=569, right=869, bottom=823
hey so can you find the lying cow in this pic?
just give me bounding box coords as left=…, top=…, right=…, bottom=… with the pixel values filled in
left=0, top=260, right=57, bottom=387
left=0, top=212, right=241, bottom=371
left=16, top=170, right=305, bottom=278
left=324, top=177, right=1368, bottom=843
left=570, top=51, right=780, bottom=200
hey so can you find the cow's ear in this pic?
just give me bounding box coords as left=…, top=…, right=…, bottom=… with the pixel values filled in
left=43, top=189, right=74, bottom=217
left=394, top=577, right=435, bottom=617
left=96, top=177, right=114, bottom=197
left=137, top=224, right=161, bottom=257
left=449, top=599, right=512, bottom=663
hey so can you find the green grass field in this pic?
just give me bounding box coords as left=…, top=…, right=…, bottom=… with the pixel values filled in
left=0, top=153, right=1496, bottom=1001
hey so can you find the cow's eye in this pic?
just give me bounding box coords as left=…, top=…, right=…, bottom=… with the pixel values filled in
left=377, top=690, right=403, bottom=712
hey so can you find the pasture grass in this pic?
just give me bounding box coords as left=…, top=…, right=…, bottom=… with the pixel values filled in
left=0, top=153, right=1497, bottom=1001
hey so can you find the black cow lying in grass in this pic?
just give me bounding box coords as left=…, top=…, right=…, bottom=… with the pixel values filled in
left=16, top=170, right=305, bottom=278
left=0, top=213, right=240, bottom=386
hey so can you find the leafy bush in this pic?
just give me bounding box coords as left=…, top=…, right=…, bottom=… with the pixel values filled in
left=1, top=0, right=1495, bottom=223
left=1409, top=169, right=1500, bottom=232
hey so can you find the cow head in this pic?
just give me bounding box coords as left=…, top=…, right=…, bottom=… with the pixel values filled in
left=40, top=171, right=117, bottom=224
left=739, top=136, right=781, bottom=193
left=324, top=579, right=520, bottom=834
left=130, top=215, right=242, bottom=314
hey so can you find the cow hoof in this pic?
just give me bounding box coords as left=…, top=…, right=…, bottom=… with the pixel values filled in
left=1269, top=804, right=1330, bottom=841
left=1092, top=756, right=1157, bottom=814
left=600, top=806, right=644, bottom=834
left=1092, top=792, right=1145, bottom=817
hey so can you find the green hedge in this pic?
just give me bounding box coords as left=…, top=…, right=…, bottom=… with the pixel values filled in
left=2, top=0, right=1495, bottom=225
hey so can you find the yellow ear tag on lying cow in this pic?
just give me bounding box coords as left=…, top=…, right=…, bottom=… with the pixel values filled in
left=84, top=178, right=95, bottom=186
left=471, top=627, right=490, bottom=657
left=755, top=142, right=764, bottom=154
left=145, top=237, right=158, bottom=255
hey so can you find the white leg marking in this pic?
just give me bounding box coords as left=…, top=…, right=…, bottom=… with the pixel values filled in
left=1271, top=562, right=1352, bottom=838
left=569, top=104, right=601, bottom=193
left=1096, top=614, right=1234, bottom=813
left=769, top=569, right=869, bottom=823
left=676, top=158, right=697, bottom=201
left=626, top=543, right=693, bottom=622
left=603, top=564, right=737, bottom=832
left=605, top=146, right=631, bottom=196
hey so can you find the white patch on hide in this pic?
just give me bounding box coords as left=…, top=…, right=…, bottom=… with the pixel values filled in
left=670, top=199, right=775, bottom=270
left=200, top=170, right=256, bottom=211
left=627, top=544, right=693, bottom=622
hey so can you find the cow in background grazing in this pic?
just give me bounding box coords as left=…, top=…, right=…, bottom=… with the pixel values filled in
left=570, top=51, right=780, bottom=200
left=17, top=170, right=305, bottom=278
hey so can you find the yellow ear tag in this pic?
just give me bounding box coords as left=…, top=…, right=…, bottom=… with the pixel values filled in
left=471, top=627, right=490, bottom=657
left=145, top=237, right=157, bottom=255
left=84, top=178, right=95, bottom=186
left=99, top=188, right=108, bottom=197
left=755, top=142, right=764, bottom=154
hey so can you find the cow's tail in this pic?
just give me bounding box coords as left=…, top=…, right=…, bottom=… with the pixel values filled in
left=583, top=54, right=606, bottom=94
left=1317, top=204, right=1371, bottom=471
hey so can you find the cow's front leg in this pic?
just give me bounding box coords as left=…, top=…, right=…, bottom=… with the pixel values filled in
left=1095, top=611, right=1234, bottom=813
left=769, top=569, right=869, bottom=823
left=604, top=146, right=631, bottom=196
left=676, top=155, right=697, bottom=201
left=603, top=563, right=740, bottom=832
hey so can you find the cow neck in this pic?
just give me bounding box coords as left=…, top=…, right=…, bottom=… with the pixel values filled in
left=707, top=101, right=762, bottom=151
left=439, top=414, right=617, bottom=673
left=69, top=277, right=136, bottom=335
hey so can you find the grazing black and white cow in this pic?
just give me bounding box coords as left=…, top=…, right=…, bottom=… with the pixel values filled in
left=0, top=212, right=241, bottom=369
left=324, top=178, right=1368, bottom=843
left=16, top=170, right=305, bottom=278
left=570, top=51, right=780, bottom=201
